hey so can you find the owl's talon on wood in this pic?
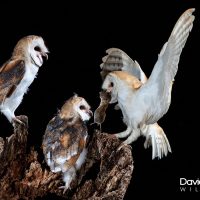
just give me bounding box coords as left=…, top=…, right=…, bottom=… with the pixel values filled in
left=12, top=115, right=28, bottom=128
left=0, top=36, right=48, bottom=128
left=117, top=142, right=132, bottom=152
left=59, top=185, right=69, bottom=194
left=12, top=117, right=25, bottom=128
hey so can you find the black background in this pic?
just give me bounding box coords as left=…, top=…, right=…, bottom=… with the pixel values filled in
left=0, top=0, right=199, bottom=199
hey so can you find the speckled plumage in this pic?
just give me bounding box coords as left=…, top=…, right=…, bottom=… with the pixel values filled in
left=42, top=95, right=92, bottom=192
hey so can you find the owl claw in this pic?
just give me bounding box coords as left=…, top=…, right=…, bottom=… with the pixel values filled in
left=12, top=117, right=24, bottom=128
left=12, top=115, right=28, bottom=128
left=59, top=185, right=69, bottom=194
left=117, top=142, right=132, bottom=152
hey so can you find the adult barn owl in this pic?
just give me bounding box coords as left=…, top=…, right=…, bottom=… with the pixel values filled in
left=102, top=9, right=195, bottom=146
left=0, top=35, right=48, bottom=126
left=100, top=48, right=172, bottom=159
left=42, top=95, right=92, bottom=192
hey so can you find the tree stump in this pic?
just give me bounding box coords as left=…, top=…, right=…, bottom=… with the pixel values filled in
left=0, top=116, right=133, bottom=200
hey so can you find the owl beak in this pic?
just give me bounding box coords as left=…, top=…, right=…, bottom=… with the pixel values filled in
left=41, top=52, right=48, bottom=61
left=87, top=110, right=93, bottom=117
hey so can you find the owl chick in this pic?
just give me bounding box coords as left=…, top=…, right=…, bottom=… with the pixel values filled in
left=92, top=91, right=111, bottom=131
left=42, top=94, right=93, bottom=193
left=0, top=35, right=49, bottom=127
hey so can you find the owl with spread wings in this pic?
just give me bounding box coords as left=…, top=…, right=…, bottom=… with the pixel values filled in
left=101, top=9, right=195, bottom=159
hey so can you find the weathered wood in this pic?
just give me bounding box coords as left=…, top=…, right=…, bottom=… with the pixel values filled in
left=0, top=117, right=133, bottom=200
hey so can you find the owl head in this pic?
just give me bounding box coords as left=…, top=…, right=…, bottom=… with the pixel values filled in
left=60, top=94, right=93, bottom=122
left=12, top=35, right=49, bottom=67
left=102, top=71, right=142, bottom=104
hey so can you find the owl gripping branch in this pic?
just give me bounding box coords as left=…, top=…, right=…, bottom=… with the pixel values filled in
left=0, top=116, right=133, bottom=199
left=100, top=8, right=195, bottom=159
left=42, top=95, right=93, bottom=193
left=0, top=35, right=49, bottom=128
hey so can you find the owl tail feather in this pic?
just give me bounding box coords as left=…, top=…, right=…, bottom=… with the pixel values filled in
left=143, top=123, right=172, bottom=159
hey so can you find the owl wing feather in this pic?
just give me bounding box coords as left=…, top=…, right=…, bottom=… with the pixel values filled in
left=100, top=48, right=147, bottom=83
left=140, top=8, right=195, bottom=124
left=42, top=116, right=87, bottom=173
left=0, top=59, right=25, bottom=103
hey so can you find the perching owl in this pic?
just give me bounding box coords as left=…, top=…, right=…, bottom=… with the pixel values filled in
left=42, top=95, right=93, bottom=192
left=100, top=50, right=173, bottom=158
left=0, top=35, right=49, bottom=127
left=102, top=9, right=195, bottom=147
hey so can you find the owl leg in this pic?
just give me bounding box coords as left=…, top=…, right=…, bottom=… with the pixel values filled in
left=12, top=116, right=27, bottom=128
left=60, top=167, right=76, bottom=194
left=1, top=108, right=15, bottom=123
left=115, top=126, right=132, bottom=138
left=1, top=107, right=24, bottom=127
left=123, top=128, right=140, bottom=144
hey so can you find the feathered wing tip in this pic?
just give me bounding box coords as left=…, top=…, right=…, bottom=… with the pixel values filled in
left=144, top=124, right=172, bottom=159
left=159, top=8, right=195, bottom=58
left=171, top=8, right=195, bottom=38
left=156, top=8, right=195, bottom=81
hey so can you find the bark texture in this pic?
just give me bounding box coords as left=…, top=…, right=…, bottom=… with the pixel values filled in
left=0, top=116, right=133, bottom=200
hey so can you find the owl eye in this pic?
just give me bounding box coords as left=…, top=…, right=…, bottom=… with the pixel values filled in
left=79, top=105, right=86, bottom=110
left=34, top=46, right=41, bottom=52
left=110, top=82, right=114, bottom=87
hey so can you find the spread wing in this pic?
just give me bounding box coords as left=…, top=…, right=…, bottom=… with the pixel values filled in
left=141, top=8, right=195, bottom=124
left=0, top=59, right=25, bottom=103
left=42, top=116, right=87, bottom=173
left=100, top=48, right=147, bottom=83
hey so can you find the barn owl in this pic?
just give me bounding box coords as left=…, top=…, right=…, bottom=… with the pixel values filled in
left=100, top=49, right=172, bottom=159
left=42, top=95, right=93, bottom=193
left=102, top=9, right=195, bottom=150
left=0, top=35, right=49, bottom=127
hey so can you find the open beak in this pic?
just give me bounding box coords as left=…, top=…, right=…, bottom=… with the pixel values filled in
left=87, top=110, right=93, bottom=118
left=41, top=52, right=48, bottom=61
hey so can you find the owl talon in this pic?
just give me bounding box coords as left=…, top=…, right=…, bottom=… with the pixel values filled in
left=59, top=185, right=69, bottom=194
left=12, top=115, right=28, bottom=128
left=12, top=118, right=24, bottom=128
left=0, top=36, right=48, bottom=128
left=115, top=127, right=132, bottom=139
left=117, top=142, right=132, bottom=152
